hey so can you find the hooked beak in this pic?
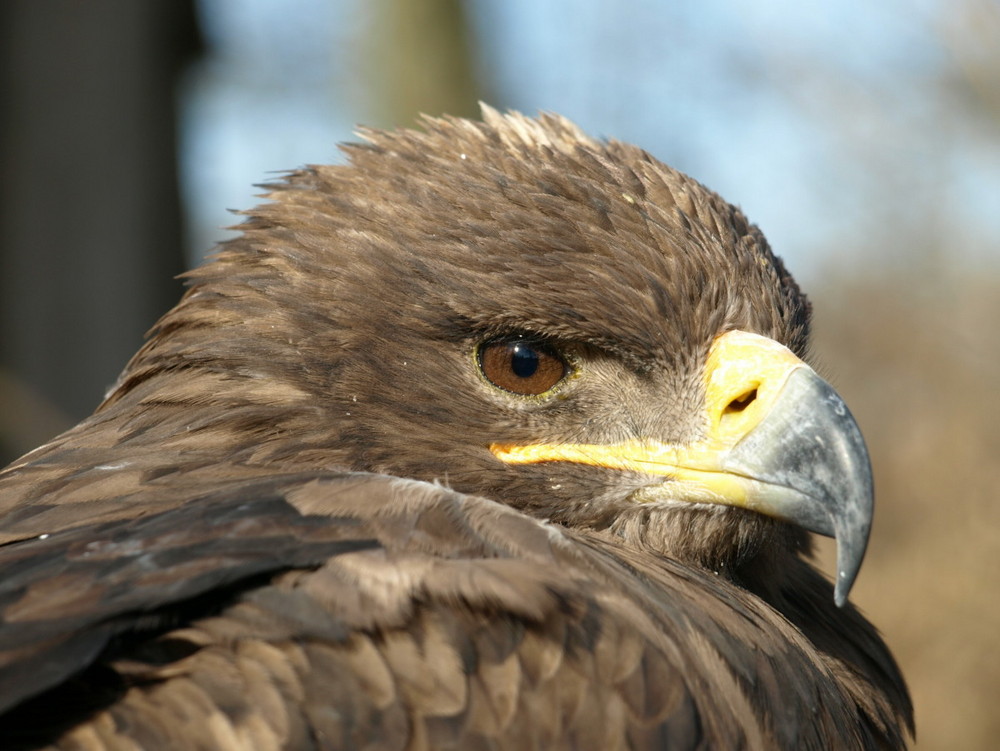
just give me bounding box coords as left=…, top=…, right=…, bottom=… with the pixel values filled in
left=491, top=330, right=873, bottom=606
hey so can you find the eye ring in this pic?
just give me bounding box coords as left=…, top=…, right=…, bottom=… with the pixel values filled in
left=477, top=338, right=569, bottom=396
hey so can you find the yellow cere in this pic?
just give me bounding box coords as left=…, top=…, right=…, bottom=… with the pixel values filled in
left=703, top=330, right=805, bottom=446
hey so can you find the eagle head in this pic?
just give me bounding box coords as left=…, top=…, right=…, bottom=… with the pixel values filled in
left=104, top=107, right=870, bottom=605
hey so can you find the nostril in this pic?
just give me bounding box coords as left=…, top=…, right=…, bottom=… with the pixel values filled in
left=724, top=388, right=758, bottom=415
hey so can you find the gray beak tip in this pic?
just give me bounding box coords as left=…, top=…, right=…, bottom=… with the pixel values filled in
left=833, top=510, right=872, bottom=607
left=834, top=570, right=852, bottom=608
left=727, top=366, right=875, bottom=607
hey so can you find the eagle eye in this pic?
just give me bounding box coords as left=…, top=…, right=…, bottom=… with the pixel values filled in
left=478, top=339, right=568, bottom=396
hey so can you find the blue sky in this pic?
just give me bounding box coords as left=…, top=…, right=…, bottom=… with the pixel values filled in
left=181, top=0, right=999, bottom=282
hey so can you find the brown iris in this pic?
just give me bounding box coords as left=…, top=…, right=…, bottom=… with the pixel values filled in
left=478, top=339, right=568, bottom=395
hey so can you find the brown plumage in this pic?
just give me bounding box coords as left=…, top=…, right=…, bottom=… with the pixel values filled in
left=0, top=107, right=911, bottom=749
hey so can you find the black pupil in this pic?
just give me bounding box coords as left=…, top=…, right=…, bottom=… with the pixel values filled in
left=510, top=343, right=539, bottom=378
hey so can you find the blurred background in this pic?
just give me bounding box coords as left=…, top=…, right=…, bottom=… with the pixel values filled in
left=1, top=0, right=998, bottom=747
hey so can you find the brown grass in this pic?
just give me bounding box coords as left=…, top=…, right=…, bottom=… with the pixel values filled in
left=810, top=264, right=1000, bottom=750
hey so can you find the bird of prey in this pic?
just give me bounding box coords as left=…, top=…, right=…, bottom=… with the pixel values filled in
left=0, top=107, right=911, bottom=750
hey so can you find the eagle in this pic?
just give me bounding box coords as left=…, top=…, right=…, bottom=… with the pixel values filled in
left=0, top=107, right=911, bottom=750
